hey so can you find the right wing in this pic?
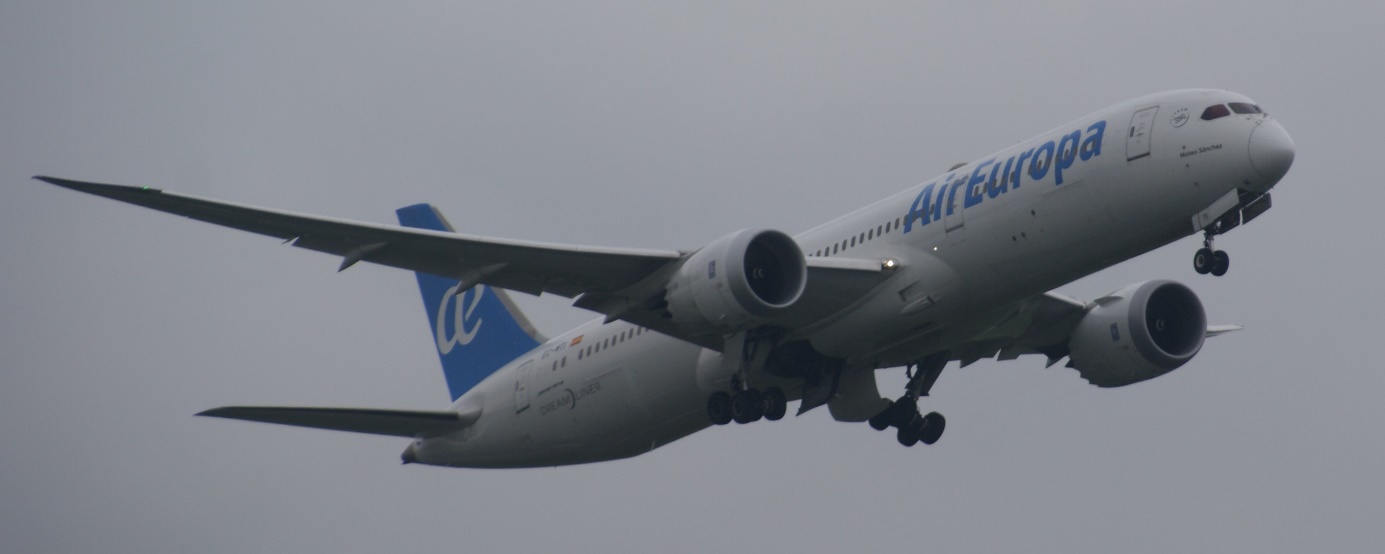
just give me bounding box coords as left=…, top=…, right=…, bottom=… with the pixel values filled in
left=197, top=406, right=480, bottom=438
left=951, top=292, right=1242, bottom=367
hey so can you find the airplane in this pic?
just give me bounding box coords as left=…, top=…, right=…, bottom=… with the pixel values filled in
left=33, top=88, right=1294, bottom=468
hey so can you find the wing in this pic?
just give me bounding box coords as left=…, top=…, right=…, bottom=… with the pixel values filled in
left=36, top=176, right=892, bottom=348
left=197, top=406, right=480, bottom=438
left=35, top=176, right=681, bottom=296
left=950, top=292, right=1241, bottom=367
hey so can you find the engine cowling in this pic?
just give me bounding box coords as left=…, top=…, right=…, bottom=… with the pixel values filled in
left=665, top=229, right=806, bottom=334
left=1067, top=280, right=1207, bottom=387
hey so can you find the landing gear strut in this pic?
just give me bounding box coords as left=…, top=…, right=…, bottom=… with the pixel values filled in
left=868, top=353, right=948, bottom=447
left=1194, top=231, right=1230, bottom=277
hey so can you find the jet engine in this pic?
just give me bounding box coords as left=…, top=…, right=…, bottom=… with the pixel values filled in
left=1067, top=280, right=1207, bottom=387
left=664, top=229, right=806, bottom=334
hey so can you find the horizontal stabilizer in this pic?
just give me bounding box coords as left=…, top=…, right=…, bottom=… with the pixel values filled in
left=197, top=406, right=479, bottom=438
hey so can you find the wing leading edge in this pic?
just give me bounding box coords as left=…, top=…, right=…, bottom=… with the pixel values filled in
left=197, top=406, right=480, bottom=438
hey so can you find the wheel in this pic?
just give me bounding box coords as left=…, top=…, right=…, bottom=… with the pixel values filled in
left=729, top=393, right=753, bottom=424
left=1210, top=250, right=1230, bottom=277
left=868, top=401, right=894, bottom=431
left=890, top=396, right=917, bottom=428
left=743, top=389, right=764, bottom=421
left=731, top=389, right=764, bottom=424
left=762, top=387, right=787, bottom=421
left=897, top=425, right=919, bottom=447
left=1193, top=248, right=1213, bottom=274
left=918, top=412, right=946, bottom=445
left=707, top=391, right=732, bottom=425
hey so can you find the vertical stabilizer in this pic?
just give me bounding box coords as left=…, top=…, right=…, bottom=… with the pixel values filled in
left=396, top=204, right=545, bottom=401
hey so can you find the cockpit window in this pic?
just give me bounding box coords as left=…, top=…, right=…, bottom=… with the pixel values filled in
left=1201, top=104, right=1231, bottom=120
left=1229, top=102, right=1263, bottom=115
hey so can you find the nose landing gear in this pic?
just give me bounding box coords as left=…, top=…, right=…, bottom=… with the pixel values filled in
left=1193, top=232, right=1230, bottom=276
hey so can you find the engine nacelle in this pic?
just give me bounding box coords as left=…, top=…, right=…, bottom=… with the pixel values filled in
left=665, top=229, right=807, bottom=334
left=1067, top=280, right=1207, bottom=387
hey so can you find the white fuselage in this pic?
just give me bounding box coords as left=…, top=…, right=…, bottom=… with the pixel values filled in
left=410, top=89, right=1290, bottom=468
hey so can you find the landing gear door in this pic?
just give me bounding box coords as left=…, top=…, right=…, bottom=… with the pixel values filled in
left=1127, top=106, right=1158, bottom=161
left=514, top=360, right=533, bottom=414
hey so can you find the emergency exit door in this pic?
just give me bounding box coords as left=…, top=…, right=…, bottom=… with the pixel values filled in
left=1127, top=106, right=1158, bottom=161
left=514, top=360, right=532, bottom=413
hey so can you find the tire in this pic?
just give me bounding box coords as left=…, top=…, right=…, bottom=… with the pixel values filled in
left=1211, top=250, right=1230, bottom=277
left=868, top=401, right=893, bottom=431
left=1193, top=248, right=1213, bottom=274
left=897, top=425, right=919, bottom=447
left=731, top=390, right=763, bottom=424
left=918, top=412, right=946, bottom=445
left=707, top=391, right=733, bottom=425
left=743, top=389, right=764, bottom=421
left=762, top=387, right=788, bottom=421
left=890, top=397, right=917, bottom=428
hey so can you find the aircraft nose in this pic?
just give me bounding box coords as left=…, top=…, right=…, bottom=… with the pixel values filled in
left=1248, top=119, right=1295, bottom=183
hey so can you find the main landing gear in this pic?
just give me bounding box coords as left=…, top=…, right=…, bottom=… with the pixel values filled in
left=1193, top=231, right=1230, bottom=277
left=868, top=354, right=947, bottom=447
left=707, top=387, right=787, bottom=426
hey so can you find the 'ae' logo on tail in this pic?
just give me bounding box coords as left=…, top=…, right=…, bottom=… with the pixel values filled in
left=436, top=284, right=485, bottom=354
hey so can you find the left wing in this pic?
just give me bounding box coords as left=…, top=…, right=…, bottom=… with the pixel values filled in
left=35, top=176, right=682, bottom=297
left=36, top=176, right=892, bottom=349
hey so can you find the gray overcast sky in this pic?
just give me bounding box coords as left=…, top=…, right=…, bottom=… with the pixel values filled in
left=2, top=2, right=1380, bottom=552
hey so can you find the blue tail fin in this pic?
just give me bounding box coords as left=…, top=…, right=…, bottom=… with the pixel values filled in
left=396, top=204, right=545, bottom=401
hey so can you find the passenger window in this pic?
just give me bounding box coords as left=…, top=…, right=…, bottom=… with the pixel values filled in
left=1229, top=102, right=1262, bottom=115
left=1201, top=104, right=1231, bottom=120
left=877, top=224, right=883, bottom=235
left=850, top=237, right=856, bottom=247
